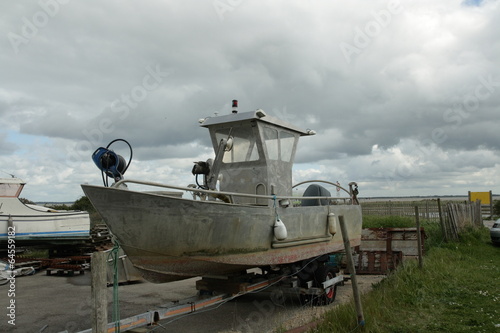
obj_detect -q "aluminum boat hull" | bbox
[82,184,362,283]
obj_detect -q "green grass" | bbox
[362,215,420,228]
[311,218,500,333]
[19,248,49,258]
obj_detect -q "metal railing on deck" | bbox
[112,179,355,206]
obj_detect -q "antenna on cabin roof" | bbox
[232,100,238,114]
[0,170,15,178]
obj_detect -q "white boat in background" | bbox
[0,177,90,245]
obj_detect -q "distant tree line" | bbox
[46,196,96,213]
[19,197,35,205]
[19,196,101,224]
[49,196,101,224]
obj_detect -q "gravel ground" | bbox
[0,265,385,333]
[268,274,385,333]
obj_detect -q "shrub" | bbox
[493,200,500,217]
[19,197,36,205]
[71,196,96,213]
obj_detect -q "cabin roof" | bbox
[0,177,25,185]
[199,110,311,136]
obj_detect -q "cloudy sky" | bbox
[1,0,499,202]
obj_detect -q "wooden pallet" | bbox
[345,250,403,275]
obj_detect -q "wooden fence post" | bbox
[489,191,493,219]
[475,199,483,227]
[415,206,423,269]
[437,199,446,240]
[91,251,108,333]
[339,216,365,326]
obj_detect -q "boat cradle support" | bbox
[70,271,345,333]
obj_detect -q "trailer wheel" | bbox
[296,259,317,282]
[313,266,337,305]
[299,293,312,306]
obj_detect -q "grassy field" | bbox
[312,216,500,333]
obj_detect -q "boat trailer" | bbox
[71,267,345,333]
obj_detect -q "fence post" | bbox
[415,206,423,269]
[339,216,365,327]
[91,251,108,333]
[489,191,493,219]
[451,203,460,240]
[437,199,446,241]
[475,199,483,227]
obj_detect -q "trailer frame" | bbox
[71,268,344,333]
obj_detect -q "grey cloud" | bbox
[1,0,500,201]
[0,133,18,156]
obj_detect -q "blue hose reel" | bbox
[92,139,132,186]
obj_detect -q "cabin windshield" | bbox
[216,128,260,163]
[0,183,24,197]
[263,127,296,162]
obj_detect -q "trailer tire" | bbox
[296,259,318,283]
[313,266,337,305]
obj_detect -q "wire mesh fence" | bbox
[360,199,444,222]
[360,199,484,242]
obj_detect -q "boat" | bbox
[0,177,91,246]
[82,101,362,283]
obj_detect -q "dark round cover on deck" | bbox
[302,184,331,206]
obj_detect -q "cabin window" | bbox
[264,127,296,162]
[280,131,295,162]
[264,128,279,160]
[0,183,24,197]
[216,127,259,163]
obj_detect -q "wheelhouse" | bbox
[200,110,314,204]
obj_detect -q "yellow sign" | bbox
[469,191,491,205]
